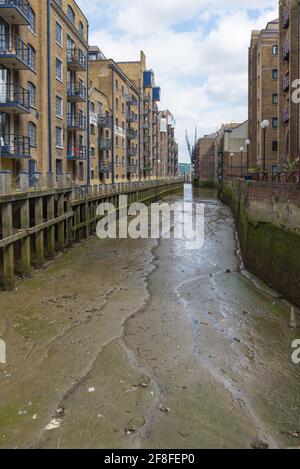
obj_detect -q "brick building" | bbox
[248,19,279,171]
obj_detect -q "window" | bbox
[56,58,63,81]
[67,5,75,24]
[56,159,62,175]
[272,141,278,152]
[115,79,119,91]
[56,96,63,118]
[28,122,37,147]
[56,127,63,147]
[272,117,278,128]
[272,94,278,105]
[28,6,36,33]
[56,22,62,46]
[79,21,84,36]
[28,82,36,108]
[122,103,125,114]
[272,69,278,80]
[79,162,84,180]
[90,124,95,135]
[272,45,278,56]
[116,97,119,110]
[91,147,95,158]
[28,45,36,70]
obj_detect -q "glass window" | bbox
[272,118,278,128]
[28,45,36,70]
[56,127,63,147]
[27,82,36,107]
[28,6,36,33]
[56,58,63,80]
[272,69,278,80]
[56,22,62,45]
[272,94,278,104]
[79,21,84,36]
[56,95,63,117]
[28,122,37,147]
[67,5,75,24]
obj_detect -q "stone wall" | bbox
[220,179,300,307]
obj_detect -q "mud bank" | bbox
[219,180,300,308]
[0,186,299,449]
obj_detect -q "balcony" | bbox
[0,34,30,69]
[283,8,289,29]
[283,74,289,92]
[99,162,111,173]
[283,107,289,123]
[152,87,161,102]
[99,137,112,151]
[126,112,138,123]
[67,146,87,161]
[98,114,111,128]
[67,49,87,71]
[127,146,138,157]
[126,94,138,106]
[0,0,30,25]
[67,113,86,131]
[67,82,86,102]
[0,83,30,113]
[127,165,138,174]
[127,129,138,140]
[0,134,30,158]
[283,42,290,60]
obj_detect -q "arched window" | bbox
[67,5,75,24]
[116,97,119,110]
[28,44,36,70]
[28,122,37,147]
[28,6,36,32]
[27,82,36,107]
[79,21,84,36]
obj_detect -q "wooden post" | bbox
[1,202,14,290]
[20,199,31,275]
[46,195,56,259]
[57,193,65,251]
[34,197,44,266]
[75,204,82,242]
[66,192,73,246]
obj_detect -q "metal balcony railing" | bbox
[127,129,138,140]
[0,134,30,158]
[126,112,138,123]
[283,74,289,92]
[98,114,111,128]
[283,107,289,123]
[0,0,30,25]
[67,113,86,130]
[0,34,30,69]
[283,8,289,29]
[67,82,87,101]
[126,94,138,106]
[127,165,138,174]
[0,82,30,111]
[283,42,290,60]
[67,48,87,71]
[99,137,112,151]
[99,162,111,172]
[67,146,87,160]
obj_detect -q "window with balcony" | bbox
[28,122,37,147]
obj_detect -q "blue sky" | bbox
[77,0,278,163]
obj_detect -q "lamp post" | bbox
[261,119,270,173]
[245,139,251,172]
[240,147,244,176]
[230,153,234,177]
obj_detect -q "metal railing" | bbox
[0,82,30,110]
[67,146,87,160]
[0,0,30,22]
[99,137,112,151]
[67,82,87,101]
[0,33,29,66]
[0,134,30,158]
[67,113,86,129]
[67,48,87,70]
[98,114,111,128]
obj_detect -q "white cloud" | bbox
[77,0,279,162]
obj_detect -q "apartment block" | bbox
[89,48,141,184]
[0,0,89,189]
[193,133,217,186]
[278,0,300,164]
[248,20,279,171]
[215,122,248,179]
[159,110,177,178]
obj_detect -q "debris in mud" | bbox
[55,408,66,418]
[178,431,191,438]
[250,439,269,450]
[234,338,241,343]
[159,406,170,414]
[88,387,96,393]
[125,427,136,435]
[226,269,232,274]
[45,419,62,431]
[281,430,300,439]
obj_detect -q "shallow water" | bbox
[0,184,299,449]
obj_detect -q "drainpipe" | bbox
[47,0,53,176]
[138,95,141,180]
[111,68,115,185]
[86,23,90,190]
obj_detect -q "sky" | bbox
[77,0,278,163]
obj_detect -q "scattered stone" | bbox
[159,406,170,414]
[226,269,232,274]
[234,338,241,343]
[45,419,61,431]
[88,387,96,393]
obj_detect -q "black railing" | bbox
[0,82,30,110]
[0,34,29,66]
[0,134,30,158]
[67,48,87,70]
[67,113,86,129]
[98,114,111,128]
[0,0,30,22]
[67,82,87,101]
[99,138,112,151]
[67,146,87,160]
